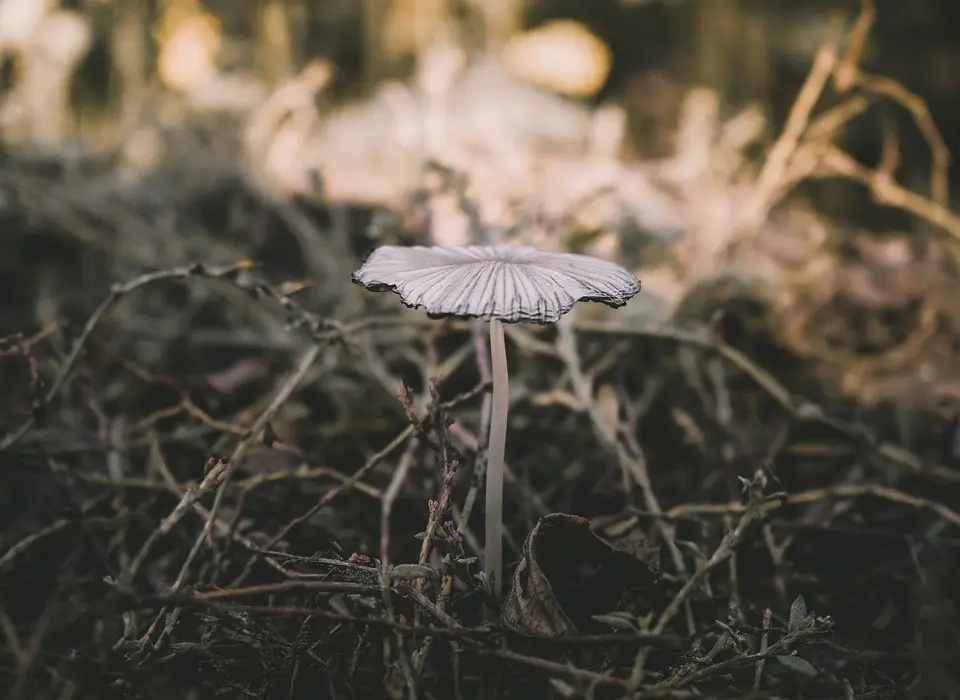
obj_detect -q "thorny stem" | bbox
[485,317,509,598]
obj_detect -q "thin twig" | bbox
[653,470,769,635]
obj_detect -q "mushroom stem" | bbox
[485,316,509,598]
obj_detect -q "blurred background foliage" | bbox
[3,0,960,418]
[2,0,960,187]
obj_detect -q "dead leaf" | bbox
[609,526,661,575]
[501,513,659,636]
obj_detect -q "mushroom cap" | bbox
[352,243,641,324]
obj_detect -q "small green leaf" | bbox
[391,564,437,581]
[775,654,818,677]
[591,612,638,631]
[548,678,577,697]
[788,594,807,632]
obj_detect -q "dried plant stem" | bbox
[379,567,419,700]
[554,318,695,635]
[740,43,838,230]
[752,607,772,692]
[0,260,356,451]
[653,477,766,635]
[122,343,324,651]
[381,440,418,565]
[485,318,508,598]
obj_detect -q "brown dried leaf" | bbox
[609,526,661,575]
[501,513,658,636]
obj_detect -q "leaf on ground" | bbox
[775,654,818,677]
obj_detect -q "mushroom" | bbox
[352,243,641,596]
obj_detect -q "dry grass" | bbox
[2,1,960,698]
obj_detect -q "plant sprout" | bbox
[352,243,641,596]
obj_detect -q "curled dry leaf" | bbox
[501,513,659,636]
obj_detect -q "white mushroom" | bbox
[352,243,641,596]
